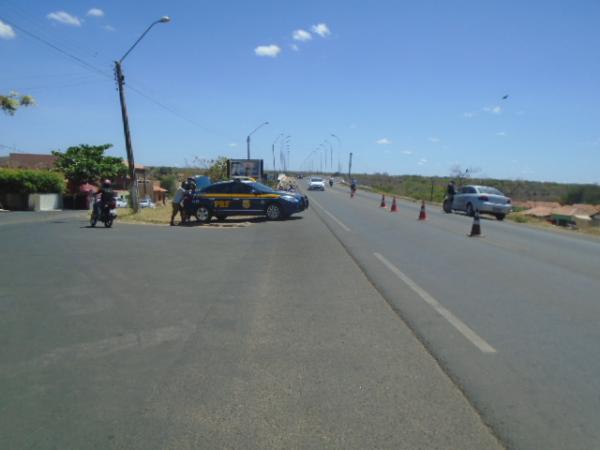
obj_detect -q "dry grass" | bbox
[507,213,600,238]
[118,206,172,225]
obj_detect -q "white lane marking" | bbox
[308,195,351,231]
[373,252,497,354]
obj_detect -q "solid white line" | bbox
[308,196,351,231]
[373,252,497,354]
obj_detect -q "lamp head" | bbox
[159,16,171,23]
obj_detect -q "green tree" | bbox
[52,144,126,186]
[159,174,178,196]
[1,92,35,115]
[206,156,228,182]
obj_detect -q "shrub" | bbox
[0,168,66,194]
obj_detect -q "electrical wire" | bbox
[0,15,238,142]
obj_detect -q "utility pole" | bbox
[348,152,353,180]
[114,16,170,213]
[114,61,139,212]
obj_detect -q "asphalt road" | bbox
[0,210,502,449]
[302,182,600,450]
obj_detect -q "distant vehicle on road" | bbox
[231,176,256,183]
[139,198,156,209]
[308,177,326,191]
[444,185,512,220]
[191,179,308,223]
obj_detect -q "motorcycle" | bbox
[90,198,117,228]
[329,179,334,187]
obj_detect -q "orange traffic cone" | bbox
[469,209,482,237]
[418,200,427,220]
[380,194,386,208]
[390,196,398,212]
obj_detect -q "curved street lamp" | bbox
[246,121,269,159]
[115,16,171,212]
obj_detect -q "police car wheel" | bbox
[195,206,211,224]
[266,203,282,220]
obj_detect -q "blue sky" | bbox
[1,0,599,183]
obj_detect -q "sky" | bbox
[1,0,599,183]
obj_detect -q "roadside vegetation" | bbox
[350,172,600,205]
[0,168,65,193]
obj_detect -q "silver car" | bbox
[449,185,512,220]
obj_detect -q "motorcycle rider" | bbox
[350,178,357,195]
[329,177,334,187]
[93,179,115,219]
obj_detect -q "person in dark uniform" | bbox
[447,180,456,202]
[93,179,115,219]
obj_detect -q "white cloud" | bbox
[87,8,104,17]
[418,158,428,165]
[311,23,331,37]
[0,20,16,39]
[254,44,281,57]
[293,29,312,42]
[376,138,391,145]
[290,44,299,51]
[47,11,81,26]
[428,137,440,143]
[401,150,413,155]
[228,143,238,148]
[496,131,507,136]
[483,105,502,114]
[463,112,476,118]
[103,25,116,32]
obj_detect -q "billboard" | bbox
[228,159,264,179]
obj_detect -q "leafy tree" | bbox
[206,156,229,182]
[159,174,178,195]
[1,92,35,115]
[52,144,126,186]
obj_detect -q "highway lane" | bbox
[303,182,600,450]
[0,211,502,449]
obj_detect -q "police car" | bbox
[191,180,308,223]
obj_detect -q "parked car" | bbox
[139,198,156,209]
[447,185,512,220]
[190,179,308,223]
[308,177,326,191]
[115,198,128,208]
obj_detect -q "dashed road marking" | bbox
[308,196,351,231]
[373,252,497,354]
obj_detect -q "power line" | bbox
[1,16,239,142]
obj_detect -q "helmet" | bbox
[102,179,111,188]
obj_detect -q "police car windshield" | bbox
[251,182,275,193]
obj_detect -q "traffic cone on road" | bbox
[469,209,483,237]
[418,200,427,220]
[380,194,386,208]
[390,196,398,212]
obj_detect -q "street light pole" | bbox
[246,121,269,159]
[272,133,283,174]
[115,16,170,213]
[331,134,341,173]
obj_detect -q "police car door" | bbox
[204,182,234,213]
[230,182,261,212]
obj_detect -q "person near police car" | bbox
[170,181,187,226]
